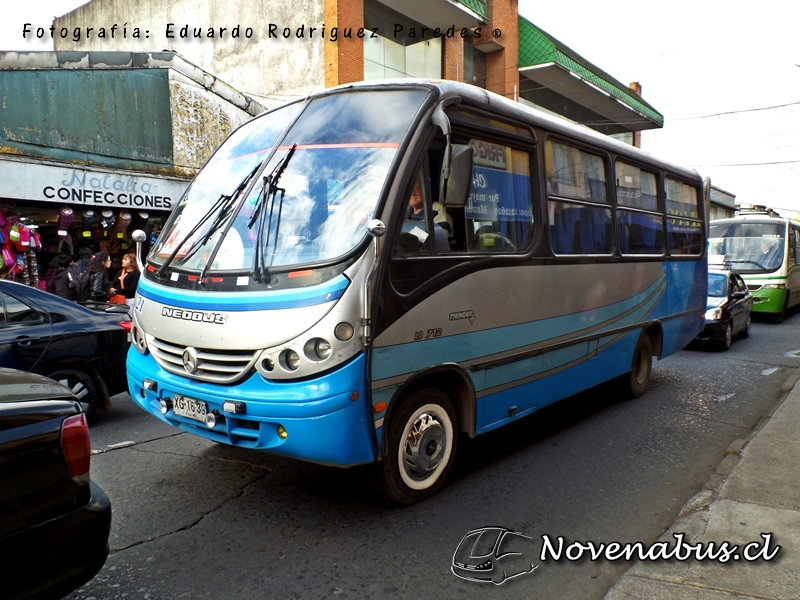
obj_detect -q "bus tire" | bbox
[371,388,457,504]
[625,333,653,398]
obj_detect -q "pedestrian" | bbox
[109,252,140,308]
[45,253,76,301]
[88,251,112,302]
[76,246,93,271]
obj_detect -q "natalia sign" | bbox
[0,157,187,211]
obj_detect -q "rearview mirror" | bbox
[441,144,474,207]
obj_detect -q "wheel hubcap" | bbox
[59,378,88,400]
[402,412,447,482]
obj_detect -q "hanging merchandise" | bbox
[57,206,75,254]
[110,210,132,239]
[100,209,116,230]
[129,211,149,232]
[57,206,74,235]
[82,209,97,227]
[9,223,20,246]
[26,250,39,288]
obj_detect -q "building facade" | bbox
[0,51,263,283]
[54,0,661,142]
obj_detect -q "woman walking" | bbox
[88,251,112,302]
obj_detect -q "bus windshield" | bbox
[709,222,785,273]
[152,89,430,273]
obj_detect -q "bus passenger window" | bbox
[666,178,703,255]
[545,140,612,255]
[615,162,664,255]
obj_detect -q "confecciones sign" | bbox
[0,158,187,211]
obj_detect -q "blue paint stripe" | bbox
[138,275,349,310]
[373,274,666,381]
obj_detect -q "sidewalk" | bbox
[605,372,800,600]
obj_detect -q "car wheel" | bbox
[370,388,457,504]
[740,315,752,339]
[48,369,100,418]
[719,321,733,351]
[624,333,653,398]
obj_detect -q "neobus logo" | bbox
[161,307,228,325]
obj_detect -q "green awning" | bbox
[518,16,663,130]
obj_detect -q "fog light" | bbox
[144,379,158,391]
[205,412,217,428]
[277,425,288,439]
[159,399,171,414]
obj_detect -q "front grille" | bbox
[746,283,762,291]
[148,336,258,384]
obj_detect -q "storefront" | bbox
[0,50,266,287]
[0,155,187,285]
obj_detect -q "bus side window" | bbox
[546,140,612,255]
[463,140,533,254]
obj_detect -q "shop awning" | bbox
[518,17,663,134]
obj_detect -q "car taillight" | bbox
[61,414,91,484]
[119,321,132,343]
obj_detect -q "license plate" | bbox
[172,394,207,422]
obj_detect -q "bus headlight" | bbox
[304,338,332,361]
[315,339,332,360]
[281,349,300,371]
[705,307,723,321]
[132,324,148,354]
[762,283,785,289]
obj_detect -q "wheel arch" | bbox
[643,321,663,359]
[379,363,476,457]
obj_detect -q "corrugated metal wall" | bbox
[0,69,174,170]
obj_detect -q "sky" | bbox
[2,1,798,213]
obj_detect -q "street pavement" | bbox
[604,370,800,600]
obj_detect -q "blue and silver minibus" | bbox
[709,206,800,323]
[127,80,707,503]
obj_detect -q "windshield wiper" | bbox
[248,144,297,282]
[156,161,263,278]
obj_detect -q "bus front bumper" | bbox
[127,350,376,468]
[751,288,786,314]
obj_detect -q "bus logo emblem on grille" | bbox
[182,347,200,374]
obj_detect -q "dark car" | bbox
[0,368,111,600]
[696,268,753,350]
[0,279,131,416]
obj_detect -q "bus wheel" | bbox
[625,334,653,398]
[372,389,457,504]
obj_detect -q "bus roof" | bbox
[321,78,703,184]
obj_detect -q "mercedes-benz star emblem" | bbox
[182,347,200,374]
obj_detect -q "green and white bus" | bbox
[709,206,800,322]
